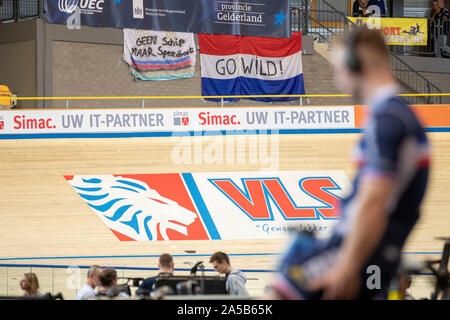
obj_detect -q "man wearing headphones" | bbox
[264,27,430,300]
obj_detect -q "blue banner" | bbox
[45,0,291,38]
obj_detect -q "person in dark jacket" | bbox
[353,0,386,17]
[135,253,174,296]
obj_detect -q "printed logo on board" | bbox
[59,0,105,14]
[0,115,4,130]
[209,177,341,221]
[198,112,240,126]
[65,174,210,241]
[401,23,424,36]
[66,172,348,241]
[173,111,190,126]
[58,0,79,13]
[133,0,144,19]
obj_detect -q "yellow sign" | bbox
[347,17,428,46]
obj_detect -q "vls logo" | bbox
[65,172,349,241]
[210,177,342,220]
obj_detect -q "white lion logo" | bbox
[69,175,198,241]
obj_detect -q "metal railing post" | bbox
[13,0,19,21]
[303,0,309,35]
[40,0,44,19]
[52,267,55,295]
[436,22,442,58]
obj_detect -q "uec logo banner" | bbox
[65,171,352,241]
[45,0,291,38]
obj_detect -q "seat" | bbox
[0,85,13,108]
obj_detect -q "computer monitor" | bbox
[154,275,226,295]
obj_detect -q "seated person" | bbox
[76,265,102,300]
[353,0,386,17]
[20,273,42,297]
[96,268,129,298]
[210,251,249,296]
[135,253,174,296]
[399,275,414,300]
[352,0,371,17]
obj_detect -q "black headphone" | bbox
[346,28,363,74]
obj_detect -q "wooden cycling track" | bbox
[0,129,448,299]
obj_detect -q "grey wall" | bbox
[51,38,354,109]
[0,18,449,109]
[0,19,38,108]
[0,40,37,108]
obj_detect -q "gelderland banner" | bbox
[123,29,196,81]
[348,17,428,46]
[45,0,291,38]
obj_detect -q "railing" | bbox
[391,55,442,105]
[442,20,450,58]
[397,18,450,59]
[0,264,271,299]
[0,0,41,22]
[18,0,40,19]
[0,0,14,21]
[400,18,438,57]
[290,0,450,60]
[291,0,442,105]
[0,262,440,300]
[3,93,450,110]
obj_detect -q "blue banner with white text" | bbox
[45,0,291,38]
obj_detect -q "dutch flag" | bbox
[198,32,305,102]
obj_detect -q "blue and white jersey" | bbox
[335,85,430,249]
[272,85,430,299]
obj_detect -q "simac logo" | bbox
[174,117,189,126]
[173,111,190,126]
[133,0,144,19]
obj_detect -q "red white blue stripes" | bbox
[198,32,305,102]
